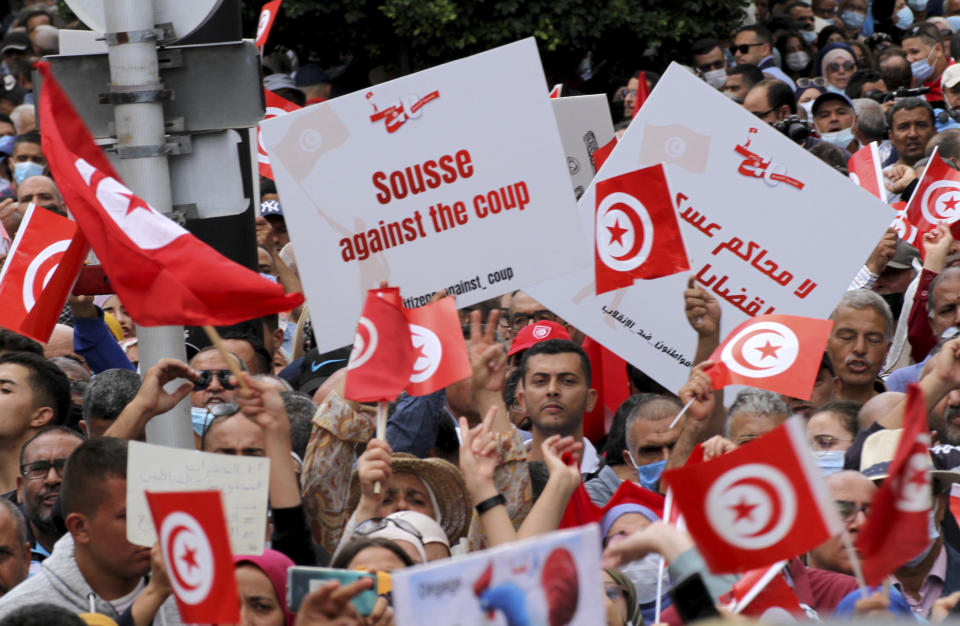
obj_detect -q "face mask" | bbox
[820,127,855,149]
[841,11,865,29]
[621,553,671,604]
[813,450,846,476]
[907,0,928,10]
[912,58,934,83]
[259,272,278,283]
[801,29,817,45]
[800,100,815,119]
[826,83,845,94]
[13,160,43,185]
[191,406,211,436]
[786,51,811,71]
[896,6,915,30]
[948,15,960,31]
[724,90,744,104]
[628,451,667,492]
[814,16,834,32]
[703,68,727,89]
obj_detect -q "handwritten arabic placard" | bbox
[529,63,892,393]
[261,38,588,351]
[126,441,270,555]
[551,94,615,200]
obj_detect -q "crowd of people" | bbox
[6,0,960,624]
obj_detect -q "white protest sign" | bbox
[551,94,615,199]
[392,524,603,625]
[529,63,892,392]
[126,441,270,555]
[261,38,587,351]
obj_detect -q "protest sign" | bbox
[261,38,587,351]
[126,441,270,554]
[392,524,604,626]
[550,94,614,199]
[528,63,892,392]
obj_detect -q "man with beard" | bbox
[16,426,81,570]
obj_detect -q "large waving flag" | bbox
[904,148,960,244]
[37,62,303,327]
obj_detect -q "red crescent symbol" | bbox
[166,525,199,592]
[729,477,782,538]
[729,328,783,372]
[604,202,646,262]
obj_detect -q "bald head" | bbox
[42,325,76,359]
[857,391,905,429]
[18,176,64,216]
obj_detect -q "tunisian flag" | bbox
[343,288,415,402]
[707,314,833,400]
[404,296,471,396]
[254,0,282,50]
[661,416,842,573]
[720,562,802,617]
[37,62,304,327]
[848,142,885,200]
[581,337,630,443]
[594,164,689,295]
[905,147,960,242]
[259,89,301,180]
[857,383,933,585]
[146,490,239,624]
[0,204,88,342]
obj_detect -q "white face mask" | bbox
[620,552,671,604]
[785,50,811,71]
[819,126,856,149]
[703,68,727,89]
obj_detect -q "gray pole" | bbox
[102,0,193,448]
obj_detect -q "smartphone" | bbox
[670,572,722,624]
[72,265,111,295]
[287,566,379,615]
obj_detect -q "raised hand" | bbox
[467,308,507,393]
[677,360,717,423]
[541,434,582,490]
[684,275,721,337]
[459,408,500,502]
[865,227,897,275]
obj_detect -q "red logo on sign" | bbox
[735,129,805,191]
[367,91,440,133]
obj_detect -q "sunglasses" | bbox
[825,61,855,73]
[353,517,424,541]
[796,77,827,89]
[192,369,236,391]
[729,42,764,55]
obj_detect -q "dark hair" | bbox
[809,142,850,174]
[61,437,127,517]
[812,399,861,438]
[260,180,277,197]
[0,329,42,355]
[727,63,766,88]
[691,38,721,59]
[625,364,672,395]
[737,24,773,45]
[519,339,592,386]
[784,0,811,12]
[19,425,83,468]
[220,332,272,375]
[12,130,40,152]
[886,97,935,131]
[0,603,87,625]
[845,69,883,98]
[902,22,943,47]
[928,129,960,163]
[878,51,913,92]
[0,113,14,128]
[600,395,646,466]
[757,78,798,114]
[281,391,315,460]
[816,25,846,51]
[81,368,141,423]
[0,352,69,425]
[331,537,415,569]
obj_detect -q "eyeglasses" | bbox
[353,517,423,541]
[192,369,236,391]
[604,584,626,602]
[825,61,856,74]
[729,42,765,55]
[812,434,851,450]
[752,106,777,119]
[796,77,827,89]
[20,458,68,480]
[616,88,638,100]
[835,500,870,523]
[509,310,557,331]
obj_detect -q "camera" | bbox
[865,86,931,105]
[772,115,811,144]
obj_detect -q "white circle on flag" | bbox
[409,324,442,383]
[160,511,215,605]
[22,239,69,312]
[706,463,797,550]
[848,172,861,186]
[257,106,292,164]
[895,452,932,512]
[255,9,271,42]
[664,137,686,159]
[595,191,654,272]
[347,317,378,370]
[719,321,799,379]
[921,180,960,225]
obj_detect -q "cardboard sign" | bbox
[126,441,270,554]
[529,63,892,392]
[392,524,604,625]
[261,38,587,351]
[551,95,615,199]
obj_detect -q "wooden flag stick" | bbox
[202,325,248,390]
[373,401,387,495]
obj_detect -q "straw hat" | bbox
[348,453,471,543]
[860,428,960,484]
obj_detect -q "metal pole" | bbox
[102,0,193,449]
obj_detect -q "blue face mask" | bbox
[629,453,667,491]
[841,11,865,29]
[191,406,211,436]
[13,160,43,185]
[801,28,817,45]
[907,0,928,10]
[813,449,846,476]
[896,6,915,30]
[820,127,856,150]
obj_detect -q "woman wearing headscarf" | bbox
[816,42,859,92]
